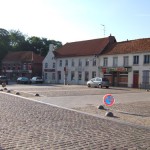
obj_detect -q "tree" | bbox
[0,28,10,63]
[26,37,62,56]
[9,30,26,51]
[0,28,62,64]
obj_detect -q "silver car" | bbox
[30,76,44,84]
[87,77,109,88]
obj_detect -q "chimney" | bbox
[49,44,55,52]
[109,35,117,44]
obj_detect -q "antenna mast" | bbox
[101,24,105,37]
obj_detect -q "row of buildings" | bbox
[1,35,150,88]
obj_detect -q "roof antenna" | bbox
[101,24,105,37]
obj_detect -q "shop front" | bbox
[100,67,132,87]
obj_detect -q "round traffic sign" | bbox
[103,94,115,106]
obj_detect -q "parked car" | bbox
[0,75,8,84]
[17,77,31,84]
[87,77,109,88]
[30,76,43,84]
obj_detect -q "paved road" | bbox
[0,89,150,149]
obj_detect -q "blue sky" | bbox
[0,0,150,44]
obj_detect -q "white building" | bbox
[43,36,116,85]
[100,38,150,88]
[43,36,150,89]
[42,44,56,84]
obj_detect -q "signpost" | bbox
[103,94,115,107]
[103,94,115,117]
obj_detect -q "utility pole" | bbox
[101,24,105,37]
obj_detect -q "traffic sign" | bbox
[103,94,115,106]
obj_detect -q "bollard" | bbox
[105,111,114,117]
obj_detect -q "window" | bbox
[45,62,48,68]
[65,60,68,66]
[93,59,96,66]
[58,71,61,80]
[144,55,150,64]
[142,70,149,88]
[53,63,55,68]
[124,56,129,66]
[133,55,139,65]
[52,73,55,80]
[78,71,82,80]
[59,60,62,67]
[103,58,108,67]
[113,57,118,67]
[45,73,47,80]
[23,63,27,70]
[85,59,89,66]
[85,71,89,81]
[92,71,96,78]
[71,59,74,67]
[71,71,75,80]
[79,59,82,66]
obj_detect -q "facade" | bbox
[2,51,44,81]
[42,44,56,84]
[43,36,116,84]
[43,36,150,89]
[100,39,150,88]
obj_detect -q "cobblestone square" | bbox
[0,84,150,149]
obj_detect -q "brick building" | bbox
[2,51,44,81]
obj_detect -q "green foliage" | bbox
[0,28,62,64]
[0,28,11,61]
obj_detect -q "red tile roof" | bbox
[54,36,116,57]
[101,38,150,55]
[2,51,44,63]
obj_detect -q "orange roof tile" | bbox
[2,51,44,63]
[101,38,150,55]
[54,36,116,57]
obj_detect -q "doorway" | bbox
[133,71,139,88]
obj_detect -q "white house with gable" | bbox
[43,36,116,85]
[42,44,56,84]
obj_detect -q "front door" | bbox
[133,71,139,88]
[112,72,118,86]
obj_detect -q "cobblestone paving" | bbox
[73,102,150,128]
[109,101,150,116]
[7,85,143,97]
[0,92,150,149]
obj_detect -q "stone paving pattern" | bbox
[73,102,150,128]
[0,92,150,149]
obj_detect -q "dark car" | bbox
[87,77,109,88]
[17,77,31,84]
[0,76,8,84]
[30,76,44,84]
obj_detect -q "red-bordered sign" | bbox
[103,94,115,106]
